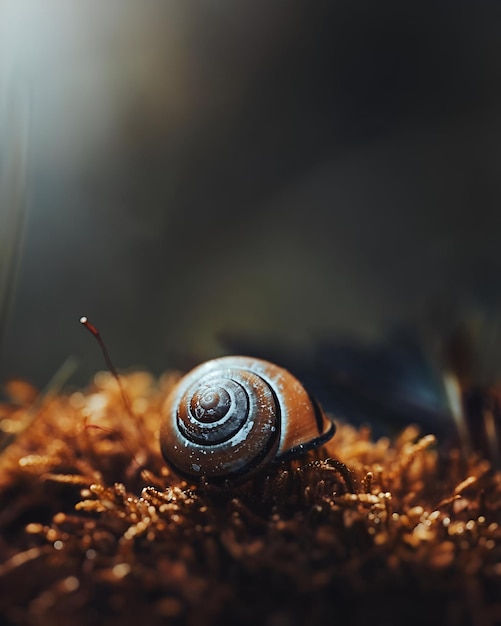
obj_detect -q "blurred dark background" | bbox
[1,0,501,392]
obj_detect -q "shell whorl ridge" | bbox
[160,356,335,483]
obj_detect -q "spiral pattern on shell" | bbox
[160,356,335,483]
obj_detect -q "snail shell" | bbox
[160,356,335,483]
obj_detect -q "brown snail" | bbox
[160,356,336,483]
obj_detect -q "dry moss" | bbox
[0,371,501,626]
